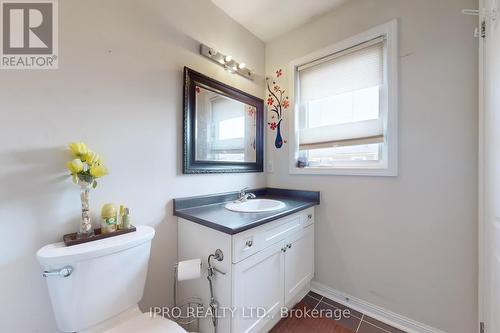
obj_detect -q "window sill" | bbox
[289,166,398,177]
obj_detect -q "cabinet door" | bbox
[232,241,285,333]
[284,225,314,305]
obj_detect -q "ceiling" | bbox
[211,0,348,42]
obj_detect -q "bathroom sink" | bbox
[225,199,286,213]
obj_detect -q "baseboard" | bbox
[310,281,446,333]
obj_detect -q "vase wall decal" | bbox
[275,120,283,148]
[267,69,289,149]
[78,181,93,238]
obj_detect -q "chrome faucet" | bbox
[237,187,256,202]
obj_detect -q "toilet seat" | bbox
[104,312,187,333]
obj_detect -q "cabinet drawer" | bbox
[232,213,303,263]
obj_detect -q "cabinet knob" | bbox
[281,247,287,252]
[245,240,253,247]
[307,214,313,219]
[287,244,292,249]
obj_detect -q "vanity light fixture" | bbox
[200,44,254,80]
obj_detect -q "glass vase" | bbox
[77,181,94,238]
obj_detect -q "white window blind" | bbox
[298,37,385,150]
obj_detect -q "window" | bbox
[289,20,398,176]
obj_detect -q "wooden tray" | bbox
[63,226,136,246]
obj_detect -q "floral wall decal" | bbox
[267,69,289,149]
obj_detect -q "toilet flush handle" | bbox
[43,266,73,278]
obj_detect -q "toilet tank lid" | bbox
[36,225,155,266]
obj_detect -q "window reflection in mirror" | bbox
[195,85,257,162]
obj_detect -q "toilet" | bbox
[36,225,186,333]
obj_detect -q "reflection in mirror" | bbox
[195,85,256,162]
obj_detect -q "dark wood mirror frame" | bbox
[183,67,264,174]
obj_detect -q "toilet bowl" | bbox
[36,225,186,333]
[104,311,185,333]
[79,305,186,333]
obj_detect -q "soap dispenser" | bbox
[101,203,117,234]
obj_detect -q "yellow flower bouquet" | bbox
[66,142,108,238]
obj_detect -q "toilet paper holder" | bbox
[173,260,203,331]
[172,249,225,332]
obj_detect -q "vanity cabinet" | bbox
[177,207,315,333]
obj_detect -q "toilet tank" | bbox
[36,226,155,333]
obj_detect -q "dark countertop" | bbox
[173,188,320,235]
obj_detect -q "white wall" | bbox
[265,0,478,332]
[0,1,265,332]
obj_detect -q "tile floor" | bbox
[270,291,407,333]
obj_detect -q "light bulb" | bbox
[225,55,232,62]
[238,63,246,69]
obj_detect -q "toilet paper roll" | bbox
[177,258,201,281]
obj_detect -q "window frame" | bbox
[288,19,398,176]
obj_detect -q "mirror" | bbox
[183,67,264,173]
